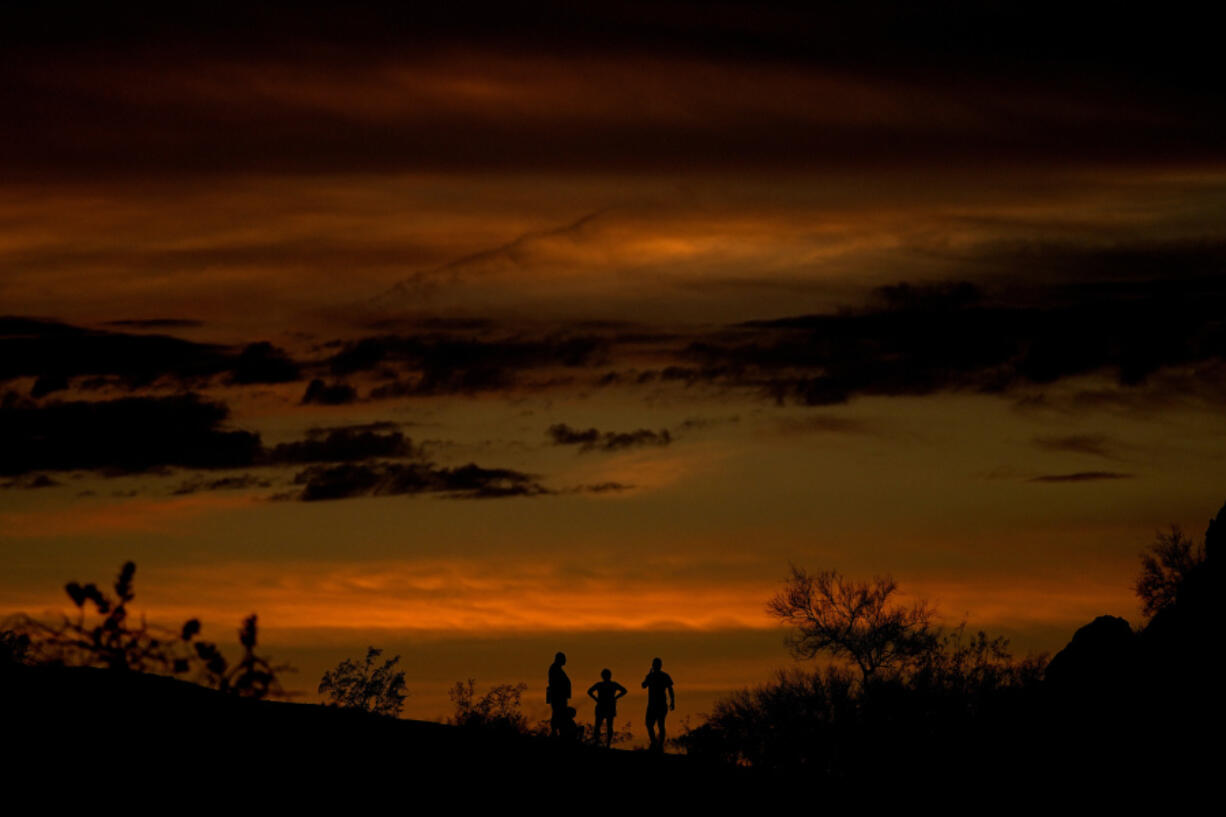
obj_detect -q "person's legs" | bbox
[646,709,665,749]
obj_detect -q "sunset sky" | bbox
[3,2,1224,728]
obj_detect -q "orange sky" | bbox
[4,3,1226,735]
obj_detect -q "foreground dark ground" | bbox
[4,651,1218,808]
[4,663,756,806]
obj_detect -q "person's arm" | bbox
[587,683,599,701]
[668,680,675,710]
[614,682,627,699]
[641,673,651,689]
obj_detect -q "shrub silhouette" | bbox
[5,561,291,698]
[448,678,532,733]
[583,720,634,748]
[682,567,1046,777]
[318,646,407,717]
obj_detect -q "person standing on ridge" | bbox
[587,668,628,746]
[641,657,675,750]
[547,651,572,737]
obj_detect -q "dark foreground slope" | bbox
[2,664,759,807]
[4,654,1219,809]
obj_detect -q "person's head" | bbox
[555,651,566,665]
[651,657,663,671]
[601,668,612,681]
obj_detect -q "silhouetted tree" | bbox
[1135,525,1205,620]
[767,566,938,681]
[318,646,407,717]
[683,567,1046,777]
[449,678,531,733]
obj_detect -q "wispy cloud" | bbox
[1028,471,1133,483]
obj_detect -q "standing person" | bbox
[546,651,571,737]
[586,668,628,746]
[641,657,675,750]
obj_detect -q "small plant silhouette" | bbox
[318,646,407,717]
[195,614,293,699]
[449,678,531,733]
[6,561,291,698]
[584,719,634,748]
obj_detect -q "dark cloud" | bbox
[330,333,607,397]
[30,374,69,399]
[547,423,671,452]
[1032,434,1116,459]
[1029,472,1134,483]
[576,482,633,493]
[0,473,60,490]
[291,461,548,501]
[675,416,740,431]
[265,427,416,464]
[104,319,204,329]
[673,271,1226,406]
[0,393,261,476]
[228,342,301,385]
[171,474,271,495]
[0,317,300,389]
[1,389,430,479]
[304,421,403,435]
[301,379,358,405]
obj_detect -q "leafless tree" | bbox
[767,565,938,681]
[1135,525,1205,621]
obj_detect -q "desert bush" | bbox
[680,566,1047,776]
[318,646,407,717]
[449,678,531,733]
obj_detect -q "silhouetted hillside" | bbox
[2,662,755,807]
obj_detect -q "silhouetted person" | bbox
[641,657,674,750]
[587,668,628,746]
[547,651,571,737]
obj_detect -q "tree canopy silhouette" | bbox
[1135,524,1208,621]
[767,565,938,680]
